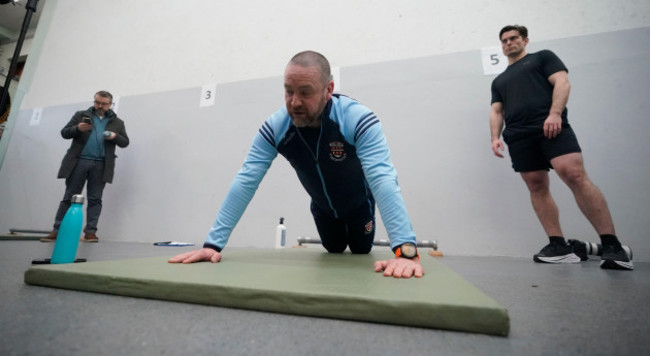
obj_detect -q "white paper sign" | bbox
[331,67,341,93]
[481,47,508,75]
[29,108,43,126]
[200,84,217,107]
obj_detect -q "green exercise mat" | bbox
[24,248,509,336]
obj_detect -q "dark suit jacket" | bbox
[57,107,129,183]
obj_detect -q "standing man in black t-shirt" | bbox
[489,25,632,270]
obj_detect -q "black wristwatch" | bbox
[394,242,419,260]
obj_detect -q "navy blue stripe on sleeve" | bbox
[354,112,379,142]
[259,122,275,147]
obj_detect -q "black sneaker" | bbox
[600,244,634,270]
[567,239,589,261]
[533,242,581,263]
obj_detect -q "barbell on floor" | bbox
[294,236,442,257]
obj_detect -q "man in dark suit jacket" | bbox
[42,90,129,243]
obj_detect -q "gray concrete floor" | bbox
[1,240,648,356]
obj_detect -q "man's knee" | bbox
[521,172,549,194]
[323,241,372,254]
[556,165,588,188]
[551,153,588,186]
[349,244,372,254]
[322,240,347,254]
[324,245,347,254]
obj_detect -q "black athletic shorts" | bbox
[505,126,582,172]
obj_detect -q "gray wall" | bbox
[20,0,650,109]
[1,27,648,260]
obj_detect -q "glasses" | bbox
[94,100,112,107]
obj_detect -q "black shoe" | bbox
[600,244,634,270]
[567,239,589,261]
[533,242,581,263]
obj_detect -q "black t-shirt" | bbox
[491,50,568,139]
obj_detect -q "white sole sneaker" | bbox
[601,259,634,270]
[533,253,581,264]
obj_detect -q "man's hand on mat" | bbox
[374,258,424,278]
[168,248,222,264]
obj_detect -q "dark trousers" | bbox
[310,197,376,254]
[53,159,106,234]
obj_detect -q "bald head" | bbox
[288,51,332,86]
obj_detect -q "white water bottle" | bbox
[275,217,286,249]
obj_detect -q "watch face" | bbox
[401,243,417,258]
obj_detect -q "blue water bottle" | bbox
[51,194,84,264]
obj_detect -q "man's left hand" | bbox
[374,258,424,278]
[543,113,563,139]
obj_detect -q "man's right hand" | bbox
[78,123,93,132]
[168,248,222,264]
[491,138,505,158]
